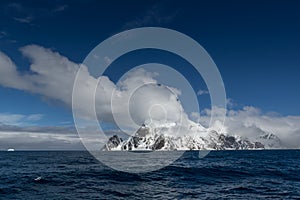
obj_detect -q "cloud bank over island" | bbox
[0,45,299,149]
[0,45,185,127]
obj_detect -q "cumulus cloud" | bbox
[200,106,300,148]
[0,45,80,106]
[98,68,185,131]
[0,45,187,132]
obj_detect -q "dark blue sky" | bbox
[0,0,300,126]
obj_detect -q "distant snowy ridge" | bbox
[103,121,281,151]
[256,133,282,149]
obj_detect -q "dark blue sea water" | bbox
[1,150,300,199]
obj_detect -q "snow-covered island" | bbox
[103,121,281,151]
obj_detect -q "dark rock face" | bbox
[239,140,254,149]
[120,136,144,150]
[219,134,239,149]
[254,142,265,148]
[208,131,264,150]
[104,135,122,150]
[152,135,165,150]
[217,134,237,149]
[127,141,132,150]
[132,136,140,148]
[135,124,150,137]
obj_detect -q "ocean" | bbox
[1,150,300,199]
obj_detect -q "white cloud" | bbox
[0,45,189,131]
[190,112,201,123]
[26,114,43,121]
[0,45,80,106]
[103,56,112,65]
[122,2,177,29]
[13,16,34,24]
[226,98,235,108]
[53,5,68,12]
[0,131,83,150]
[5,2,69,25]
[0,123,125,150]
[0,123,83,150]
[197,89,209,96]
[0,113,43,126]
[0,31,7,38]
[200,106,300,148]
